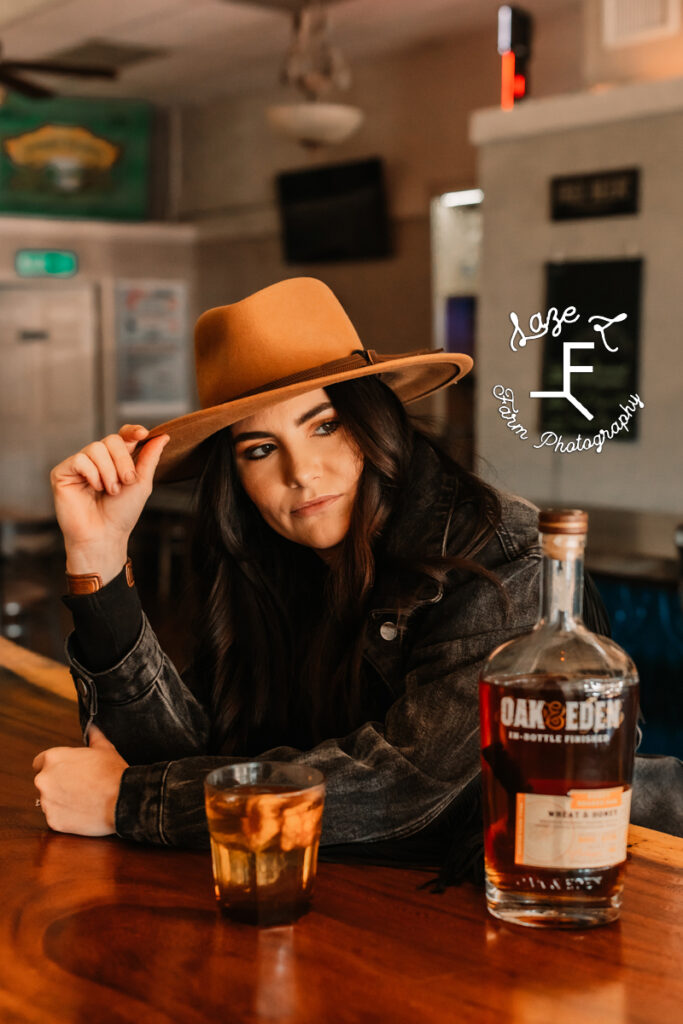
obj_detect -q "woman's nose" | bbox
[284,449,321,488]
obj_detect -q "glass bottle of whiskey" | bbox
[479,508,639,928]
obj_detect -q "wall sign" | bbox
[15,249,78,278]
[550,169,639,221]
[115,280,190,410]
[0,93,151,220]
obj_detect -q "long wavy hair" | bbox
[186,376,506,755]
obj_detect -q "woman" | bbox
[34,278,681,888]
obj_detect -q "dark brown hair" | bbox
[186,376,505,754]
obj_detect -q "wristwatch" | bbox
[66,556,135,595]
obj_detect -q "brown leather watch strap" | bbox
[66,556,134,595]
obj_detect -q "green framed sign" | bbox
[15,249,78,277]
[0,93,151,220]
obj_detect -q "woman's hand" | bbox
[32,725,128,837]
[50,425,170,582]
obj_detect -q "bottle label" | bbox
[514,787,632,869]
[499,694,625,741]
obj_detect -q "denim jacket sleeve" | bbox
[65,613,212,762]
[64,521,542,851]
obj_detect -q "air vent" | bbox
[46,39,166,70]
[603,0,681,48]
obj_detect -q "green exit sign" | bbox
[15,249,78,278]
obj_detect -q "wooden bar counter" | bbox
[0,647,681,1024]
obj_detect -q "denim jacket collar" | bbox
[368,433,457,617]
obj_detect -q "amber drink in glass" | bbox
[479,509,639,928]
[204,762,325,927]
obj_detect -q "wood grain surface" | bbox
[0,636,75,702]
[1,666,681,1024]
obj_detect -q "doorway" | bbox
[0,282,98,519]
[430,188,483,469]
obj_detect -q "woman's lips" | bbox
[292,495,341,517]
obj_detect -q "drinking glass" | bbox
[204,762,325,927]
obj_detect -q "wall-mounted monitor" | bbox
[275,157,392,264]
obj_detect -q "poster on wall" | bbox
[0,93,151,220]
[115,280,190,415]
[538,259,642,438]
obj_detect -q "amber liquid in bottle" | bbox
[479,510,639,928]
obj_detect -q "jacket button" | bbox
[380,621,398,641]
[76,677,88,698]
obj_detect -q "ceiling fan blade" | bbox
[2,60,117,79]
[0,68,54,99]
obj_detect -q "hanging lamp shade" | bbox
[266,101,364,146]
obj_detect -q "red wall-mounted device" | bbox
[498,5,533,110]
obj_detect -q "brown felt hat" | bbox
[141,277,473,483]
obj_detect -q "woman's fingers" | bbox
[133,434,170,486]
[51,426,167,498]
[81,439,123,495]
[119,424,149,452]
[102,433,139,485]
[83,433,146,492]
[68,452,104,492]
[119,425,170,485]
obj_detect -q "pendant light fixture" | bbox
[266,0,364,148]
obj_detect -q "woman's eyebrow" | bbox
[232,401,334,444]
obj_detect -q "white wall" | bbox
[0,218,197,437]
[584,0,683,87]
[472,79,683,513]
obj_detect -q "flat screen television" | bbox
[275,157,392,264]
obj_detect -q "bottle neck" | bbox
[539,533,585,629]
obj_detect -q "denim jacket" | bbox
[64,435,683,848]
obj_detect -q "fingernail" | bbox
[124,471,136,484]
[112,483,120,494]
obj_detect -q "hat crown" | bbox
[195,277,362,409]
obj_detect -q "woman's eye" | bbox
[244,442,276,461]
[315,419,340,436]
[241,420,339,460]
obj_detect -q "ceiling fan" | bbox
[0,43,117,99]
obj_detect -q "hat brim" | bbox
[140,350,472,483]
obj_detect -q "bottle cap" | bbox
[538,508,588,535]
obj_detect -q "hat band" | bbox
[230,347,435,403]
